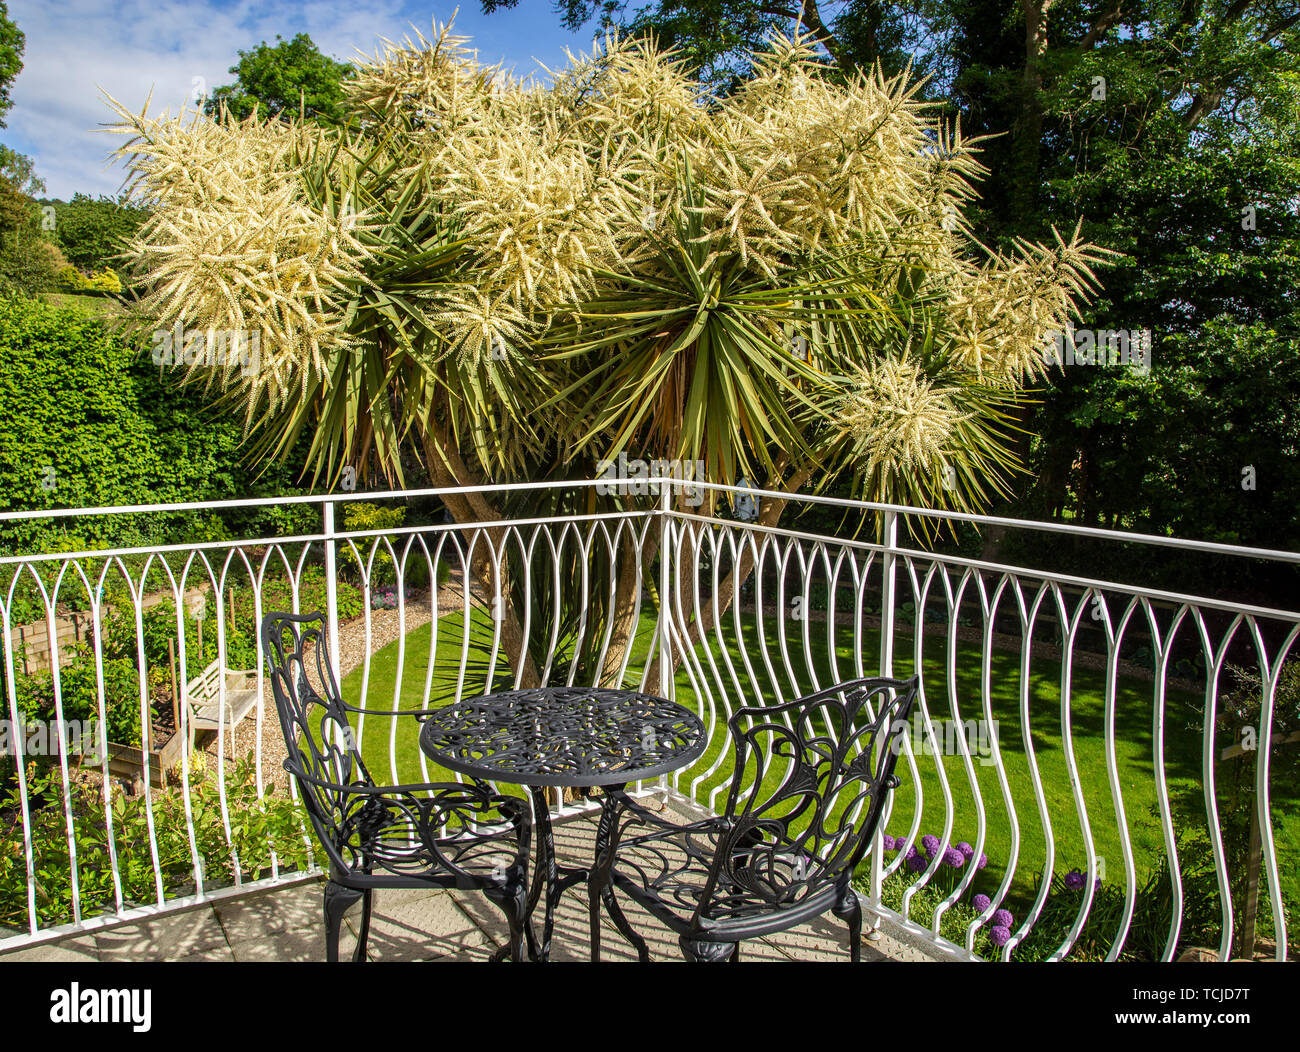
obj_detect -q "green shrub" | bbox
[0,294,317,557]
[7,647,144,746]
[0,757,312,931]
[44,193,148,276]
[54,262,86,289]
[342,502,422,587]
[84,268,121,293]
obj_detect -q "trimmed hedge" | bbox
[0,293,316,555]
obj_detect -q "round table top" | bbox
[417,686,706,788]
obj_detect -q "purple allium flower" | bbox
[993,908,1014,928]
[943,847,965,868]
[881,834,895,851]
[907,851,928,872]
[977,853,988,869]
[956,841,974,859]
[1064,869,1086,890]
[989,925,1011,947]
[972,893,991,912]
[921,834,940,857]
[904,845,919,861]
[1095,877,1103,894]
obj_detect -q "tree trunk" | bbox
[1011,0,1053,220]
[644,465,813,692]
[417,424,542,689]
[598,526,661,688]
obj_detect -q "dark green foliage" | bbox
[43,194,148,276]
[0,294,313,555]
[0,1,24,128]
[203,33,354,125]
[1022,55,1300,560]
[0,759,312,931]
[938,3,1300,586]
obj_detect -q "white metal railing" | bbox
[0,479,1296,962]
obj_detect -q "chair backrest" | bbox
[261,611,373,863]
[182,659,222,700]
[696,675,920,927]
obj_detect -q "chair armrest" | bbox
[283,761,502,802]
[336,699,447,717]
[604,787,731,840]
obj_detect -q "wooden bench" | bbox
[184,660,260,757]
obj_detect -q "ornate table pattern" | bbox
[419,686,706,960]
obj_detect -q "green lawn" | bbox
[340,603,1298,947]
[39,292,123,317]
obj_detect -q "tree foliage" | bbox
[109,20,1103,518]
[203,33,355,125]
[0,295,314,555]
[43,193,149,275]
[0,0,24,128]
[0,143,42,196]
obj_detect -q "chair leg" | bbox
[488,884,530,962]
[835,894,863,963]
[323,881,363,963]
[680,936,736,962]
[505,911,526,963]
[352,888,373,963]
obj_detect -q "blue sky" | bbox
[5,1,596,200]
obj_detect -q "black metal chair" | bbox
[588,675,920,962]
[261,611,533,962]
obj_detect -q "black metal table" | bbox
[418,685,706,961]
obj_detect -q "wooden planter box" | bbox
[97,728,186,790]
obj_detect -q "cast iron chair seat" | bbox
[590,675,920,962]
[304,773,527,886]
[594,802,855,938]
[261,611,533,962]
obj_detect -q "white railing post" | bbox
[658,477,672,701]
[323,499,342,676]
[879,509,897,680]
[869,508,899,936]
[655,477,674,802]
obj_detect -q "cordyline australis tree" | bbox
[106,19,1106,690]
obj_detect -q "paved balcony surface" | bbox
[0,798,947,964]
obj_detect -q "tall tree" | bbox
[0,143,42,195]
[481,0,930,89]
[44,194,148,273]
[109,20,1103,687]
[203,33,355,125]
[0,1,24,128]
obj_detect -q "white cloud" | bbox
[3,0,587,199]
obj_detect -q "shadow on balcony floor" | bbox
[0,797,948,963]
